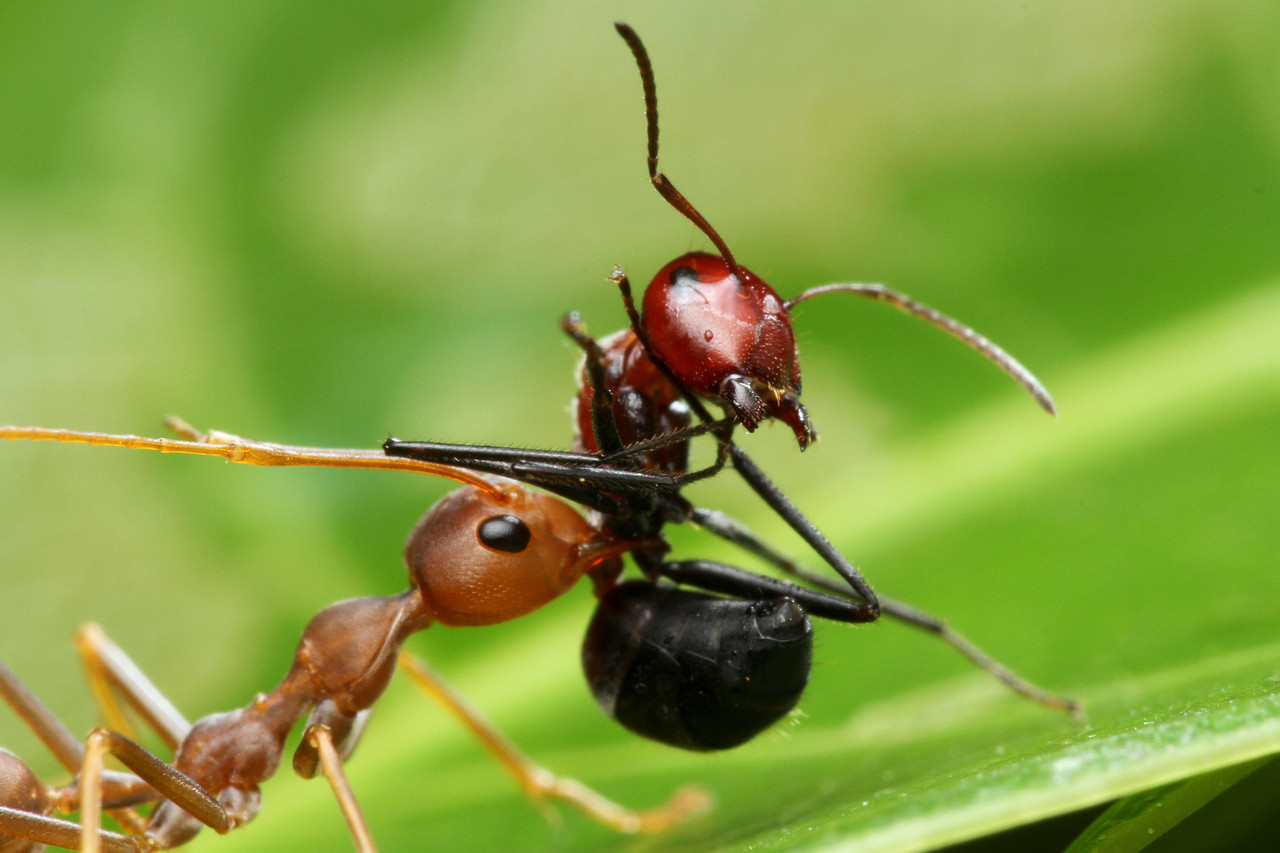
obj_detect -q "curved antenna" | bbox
[0,418,504,496]
[614,22,742,281]
[785,283,1057,415]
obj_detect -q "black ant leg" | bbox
[561,312,627,459]
[873,598,1081,715]
[688,508,1080,714]
[385,441,880,609]
[382,439,724,509]
[658,560,878,624]
[726,444,879,611]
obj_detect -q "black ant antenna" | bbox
[614,22,743,282]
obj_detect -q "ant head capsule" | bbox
[641,253,814,447]
[582,581,813,751]
[405,484,629,627]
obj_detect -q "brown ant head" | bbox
[404,484,631,627]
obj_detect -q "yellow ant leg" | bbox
[397,652,709,833]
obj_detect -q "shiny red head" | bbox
[641,252,814,448]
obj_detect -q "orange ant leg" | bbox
[397,652,709,833]
[0,660,157,851]
[0,420,503,495]
[74,624,190,752]
[302,724,377,853]
[80,729,228,853]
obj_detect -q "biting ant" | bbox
[386,21,1071,676]
[0,21,1076,853]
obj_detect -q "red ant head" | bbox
[641,252,815,447]
[614,24,815,448]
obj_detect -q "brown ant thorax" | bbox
[641,251,815,448]
[572,328,692,475]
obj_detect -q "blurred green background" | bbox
[2,2,1278,851]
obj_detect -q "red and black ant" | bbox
[0,21,1075,853]
[385,22,1070,681]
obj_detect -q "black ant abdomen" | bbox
[582,581,813,752]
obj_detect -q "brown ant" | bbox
[0,421,716,851]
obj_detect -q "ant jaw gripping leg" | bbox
[397,653,710,833]
[775,389,817,450]
[716,378,817,449]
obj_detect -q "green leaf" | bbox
[2,2,1278,852]
[1065,757,1272,853]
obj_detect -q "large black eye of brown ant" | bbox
[477,515,531,553]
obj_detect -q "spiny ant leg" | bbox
[608,267,648,359]
[689,507,1080,714]
[561,312,626,458]
[784,283,1056,415]
[561,309,735,478]
[397,652,708,832]
[658,560,878,624]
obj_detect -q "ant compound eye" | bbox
[477,514,531,553]
[667,265,699,288]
